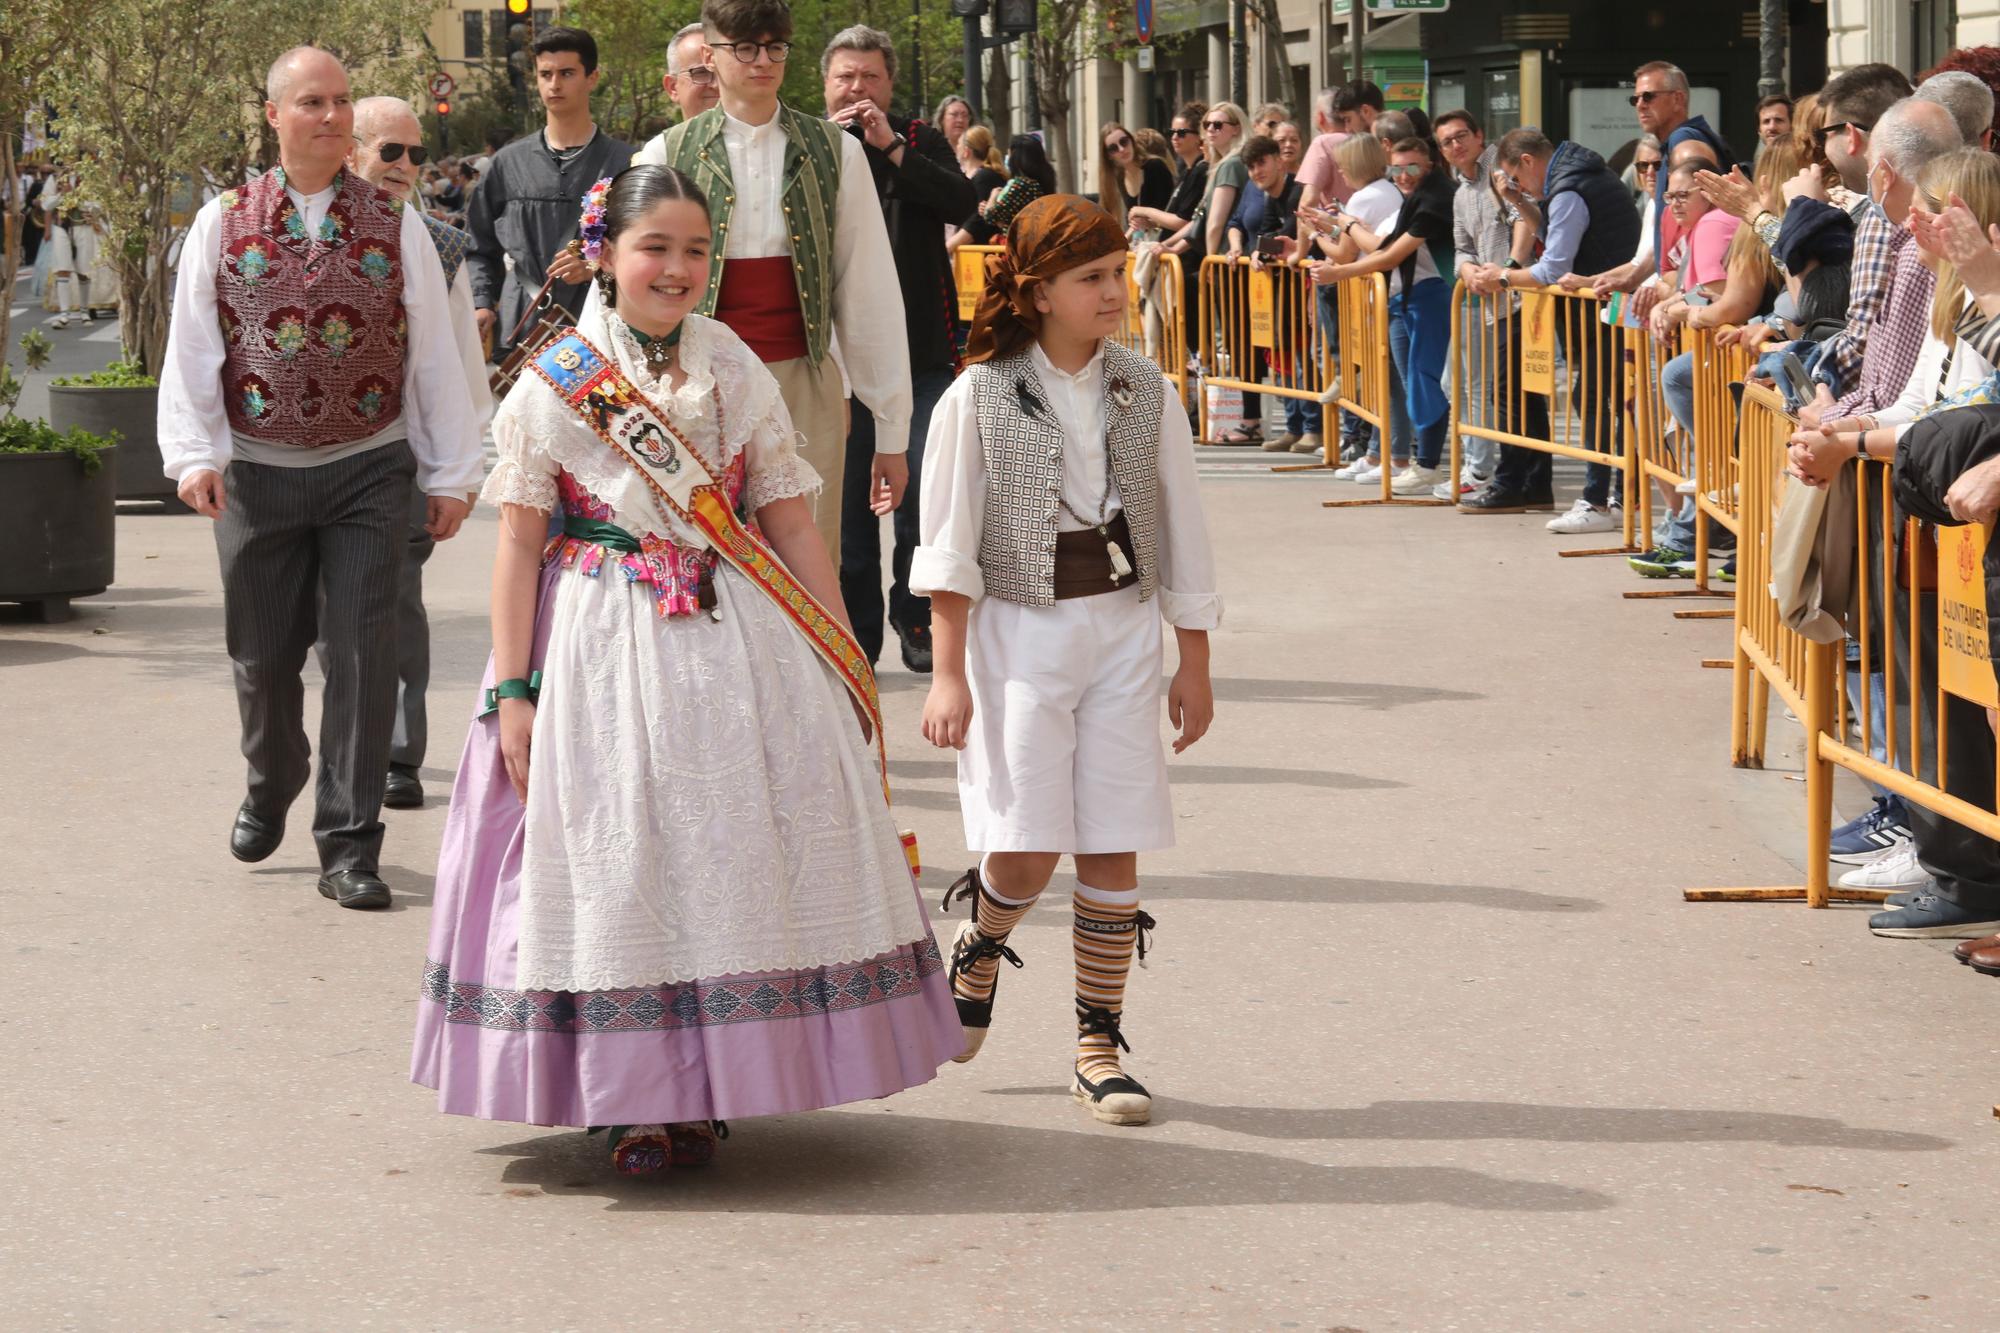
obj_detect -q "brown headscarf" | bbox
[963,194,1129,365]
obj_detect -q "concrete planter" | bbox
[0,446,119,621]
[48,384,178,505]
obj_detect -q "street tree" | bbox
[0,0,83,362]
[43,0,439,375]
[1028,0,1142,193]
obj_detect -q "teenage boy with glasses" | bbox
[636,0,911,563]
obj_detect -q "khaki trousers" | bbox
[766,355,847,562]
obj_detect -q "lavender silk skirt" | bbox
[410,562,964,1128]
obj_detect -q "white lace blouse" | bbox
[481,310,821,530]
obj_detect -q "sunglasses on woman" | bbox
[1169,128,1197,138]
[1203,118,1236,131]
[1107,135,1133,151]
[376,141,428,165]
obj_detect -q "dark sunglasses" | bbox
[1634,158,1662,172]
[1628,89,1677,107]
[1814,120,1871,147]
[1203,118,1236,130]
[1107,134,1133,150]
[377,141,428,165]
[1169,127,1197,138]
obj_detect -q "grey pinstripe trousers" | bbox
[215,441,415,873]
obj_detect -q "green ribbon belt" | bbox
[562,516,643,553]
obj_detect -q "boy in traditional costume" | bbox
[913,196,1222,1126]
[411,166,962,1175]
[633,0,912,561]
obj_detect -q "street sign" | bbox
[1135,0,1151,42]
[1135,44,1155,72]
[1939,524,1998,708]
[1333,0,1449,13]
[427,71,456,100]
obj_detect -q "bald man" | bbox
[156,47,484,910]
[347,95,494,813]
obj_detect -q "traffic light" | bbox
[506,0,528,13]
[435,99,451,117]
[995,0,1037,34]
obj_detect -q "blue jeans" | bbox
[1389,279,1451,469]
[1656,350,1734,554]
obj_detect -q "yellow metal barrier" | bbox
[1693,385,2000,907]
[1622,327,1749,610]
[1194,255,1328,450]
[1446,282,1638,553]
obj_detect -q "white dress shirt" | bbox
[156,181,486,497]
[637,108,913,454]
[445,262,496,435]
[912,341,1223,629]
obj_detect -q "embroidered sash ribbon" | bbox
[531,331,888,798]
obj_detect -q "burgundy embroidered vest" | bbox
[215,168,407,446]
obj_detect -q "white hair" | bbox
[1916,70,1994,146]
[667,22,706,74]
[1872,96,1965,179]
[353,95,418,142]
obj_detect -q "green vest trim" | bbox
[658,103,843,364]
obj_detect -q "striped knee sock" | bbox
[949,862,1042,1006]
[1073,882,1151,1081]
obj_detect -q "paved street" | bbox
[5,446,2000,1329]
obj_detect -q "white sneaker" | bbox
[1545,499,1619,534]
[1837,844,1927,891]
[1332,456,1371,481]
[49,314,71,329]
[1391,464,1443,495]
[1351,461,1384,485]
[1433,473,1486,501]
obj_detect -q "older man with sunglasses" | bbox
[662,21,720,122]
[346,96,494,813]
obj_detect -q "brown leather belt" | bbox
[1053,512,1140,600]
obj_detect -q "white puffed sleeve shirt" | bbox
[912,341,1223,630]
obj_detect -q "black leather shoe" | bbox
[1459,487,1556,514]
[318,869,392,910]
[897,622,934,674]
[383,766,425,810]
[230,803,285,863]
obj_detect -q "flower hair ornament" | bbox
[579,175,615,265]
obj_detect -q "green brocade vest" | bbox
[657,104,843,365]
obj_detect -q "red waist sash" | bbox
[713,256,810,363]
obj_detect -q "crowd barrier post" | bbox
[1195,256,1379,479]
[1309,269,1448,506]
[1684,388,2000,909]
[1684,383,1845,906]
[1446,282,1639,551]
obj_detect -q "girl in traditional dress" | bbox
[913,195,1222,1127]
[411,165,963,1175]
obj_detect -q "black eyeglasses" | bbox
[374,141,428,165]
[1815,120,1871,147]
[1169,127,1197,138]
[710,39,791,63]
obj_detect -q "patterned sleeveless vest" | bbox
[966,340,1164,607]
[655,104,842,365]
[215,167,408,446]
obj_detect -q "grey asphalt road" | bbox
[3,437,1997,1330]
